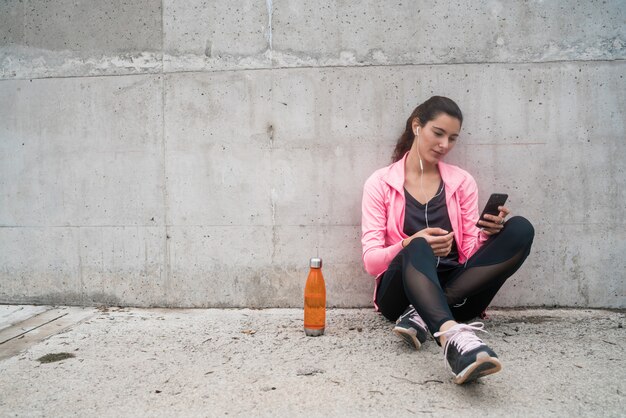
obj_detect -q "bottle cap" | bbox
[310,257,322,268]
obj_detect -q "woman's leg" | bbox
[375,236,510,384]
[376,237,455,335]
[431,219,535,385]
[443,216,535,322]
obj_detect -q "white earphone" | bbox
[415,127,423,171]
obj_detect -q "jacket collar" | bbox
[381,152,408,194]
[438,160,464,192]
[382,152,463,194]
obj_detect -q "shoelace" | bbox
[433,322,487,371]
[400,306,427,330]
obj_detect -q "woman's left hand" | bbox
[478,206,511,236]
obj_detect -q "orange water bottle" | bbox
[304,257,326,336]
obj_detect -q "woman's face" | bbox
[412,113,461,165]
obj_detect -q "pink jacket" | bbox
[361,153,488,288]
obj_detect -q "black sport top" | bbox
[403,181,460,270]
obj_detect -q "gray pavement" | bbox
[0,305,624,417]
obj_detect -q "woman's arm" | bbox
[457,174,510,258]
[456,175,489,259]
[361,174,404,277]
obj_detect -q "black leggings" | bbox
[375,216,535,335]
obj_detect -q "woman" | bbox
[361,96,534,384]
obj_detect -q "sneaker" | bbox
[433,322,502,384]
[393,305,429,350]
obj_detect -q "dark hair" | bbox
[391,96,463,162]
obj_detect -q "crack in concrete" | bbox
[265,0,273,51]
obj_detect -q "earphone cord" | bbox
[419,150,445,268]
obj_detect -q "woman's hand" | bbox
[478,206,511,236]
[403,228,454,257]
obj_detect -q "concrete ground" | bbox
[0,306,624,417]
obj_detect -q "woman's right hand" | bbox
[403,228,454,257]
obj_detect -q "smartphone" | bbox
[476,193,508,227]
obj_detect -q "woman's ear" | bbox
[412,119,421,136]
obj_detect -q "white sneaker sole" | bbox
[453,352,502,384]
[393,326,422,350]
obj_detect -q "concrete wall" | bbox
[1,0,624,308]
